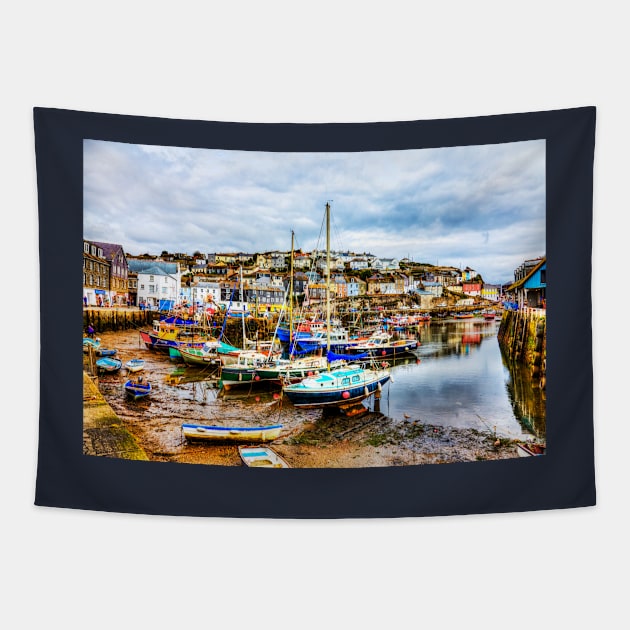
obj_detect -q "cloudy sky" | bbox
[83,139,545,284]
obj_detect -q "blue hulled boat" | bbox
[124,378,152,400]
[96,357,123,373]
[283,363,391,408]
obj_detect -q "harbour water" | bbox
[90,318,545,466]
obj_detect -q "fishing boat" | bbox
[179,341,222,367]
[95,357,123,373]
[345,331,418,358]
[238,446,290,468]
[219,350,271,388]
[124,378,152,400]
[483,311,496,320]
[295,327,351,353]
[96,347,117,357]
[124,358,145,372]
[282,202,391,409]
[454,312,474,319]
[255,354,331,383]
[516,442,546,457]
[181,423,283,442]
[139,315,213,352]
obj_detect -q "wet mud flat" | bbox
[91,330,527,468]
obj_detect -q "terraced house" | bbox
[91,241,129,305]
[83,240,110,306]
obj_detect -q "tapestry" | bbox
[34,106,596,517]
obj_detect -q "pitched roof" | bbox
[128,259,179,275]
[90,241,125,260]
[506,257,546,291]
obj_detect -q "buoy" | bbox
[272,392,280,399]
[494,438,501,447]
[255,396,260,402]
[254,375,260,381]
[307,371,313,377]
[381,350,387,356]
[342,391,350,399]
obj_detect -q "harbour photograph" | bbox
[82,139,546,468]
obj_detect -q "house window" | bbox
[149,285,155,293]
[91,245,96,256]
[540,269,546,284]
[84,242,90,253]
[162,287,167,294]
[140,284,145,290]
[150,275,155,282]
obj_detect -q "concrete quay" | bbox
[83,372,149,460]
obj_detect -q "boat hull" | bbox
[124,380,151,400]
[182,423,282,442]
[96,358,123,372]
[125,359,145,373]
[239,446,290,468]
[346,340,418,358]
[283,372,391,408]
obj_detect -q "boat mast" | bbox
[326,202,331,360]
[289,230,294,355]
[240,265,246,347]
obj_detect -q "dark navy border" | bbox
[33,106,596,518]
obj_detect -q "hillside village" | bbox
[83,240,545,312]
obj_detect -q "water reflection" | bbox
[379,319,546,439]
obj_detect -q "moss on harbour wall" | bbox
[498,310,546,390]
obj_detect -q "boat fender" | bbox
[254,375,260,381]
[381,350,387,356]
[342,391,350,399]
[377,382,382,391]
[364,386,369,397]
[390,375,395,383]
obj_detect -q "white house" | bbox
[191,281,221,306]
[128,260,181,309]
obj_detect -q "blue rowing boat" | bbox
[96,357,123,373]
[124,379,152,400]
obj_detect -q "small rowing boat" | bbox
[95,357,123,373]
[96,347,117,357]
[181,423,283,443]
[124,358,145,373]
[124,378,152,400]
[238,446,290,468]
